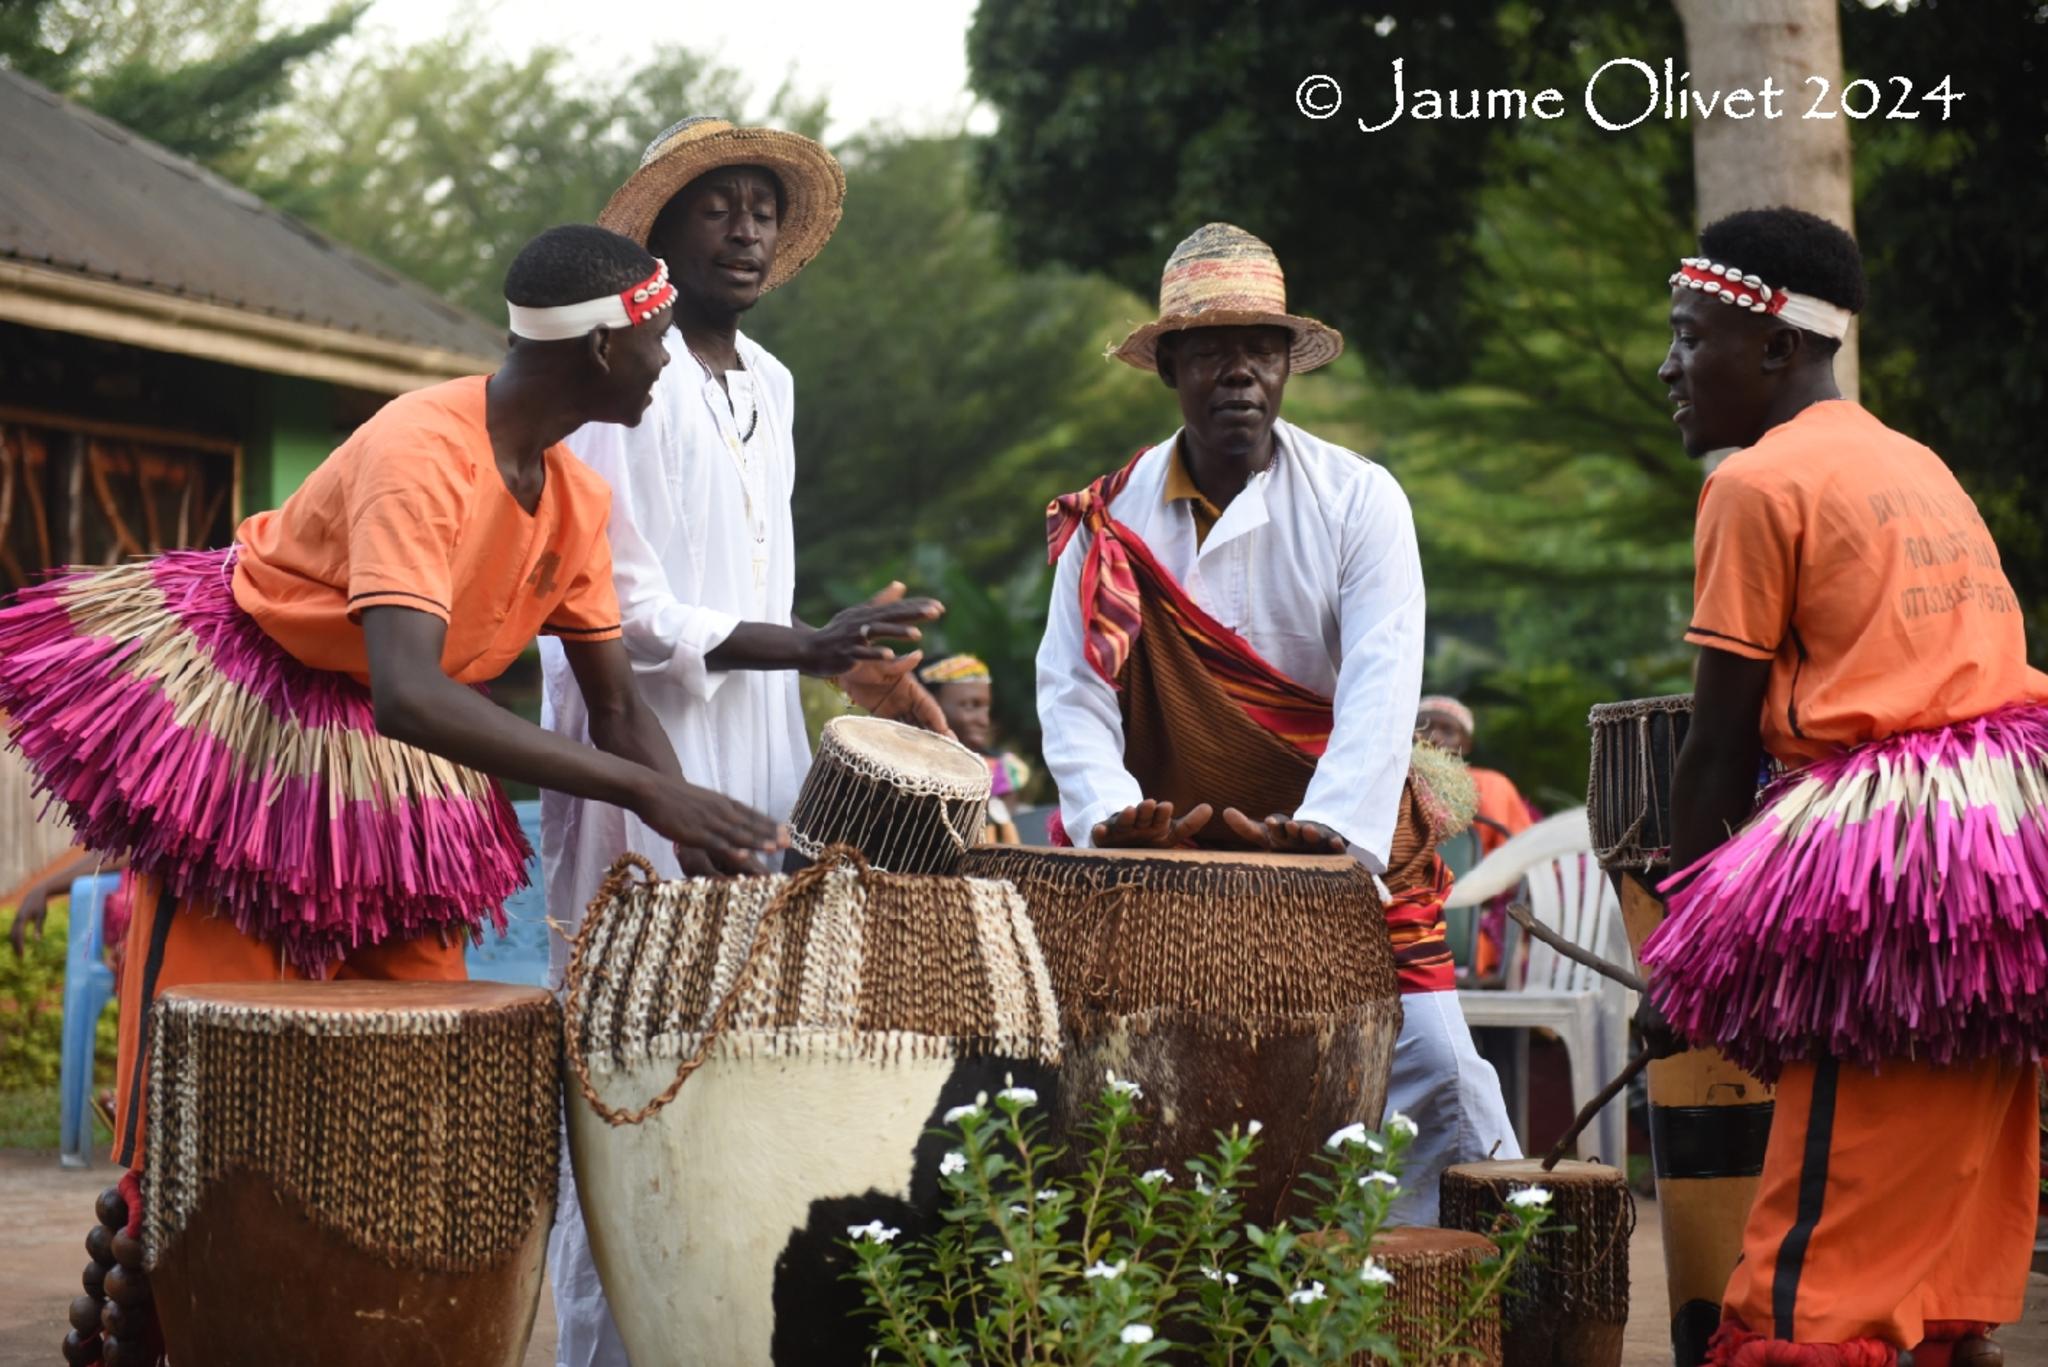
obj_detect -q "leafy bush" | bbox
[0,897,118,1095]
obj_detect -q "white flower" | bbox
[1287,1280,1328,1306]
[1199,1266,1241,1286]
[943,1102,982,1124]
[1507,1186,1552,1209]
[1119,1324,1155,1345]
[1084,1258,1127,1280]
[1365,1135,1387,1154]
[1325,1122,1368,1150]
[997,1085,1039,1106]
[846,1220,900,1244]
[939,1150,967,1177]
[1386,1111,1418,1140]
[1037,1188,1060,1203]
[1106,1070,1143,1099]
[1358,1170,1399,1188]
[1246,1119,1263,1136]
[1008,1204,1029,1216]
[1359,1258,1395,1287]
[1138,1168,1173,1186]
[1192,1171,1213,1196]
[989,1248,1015,1267]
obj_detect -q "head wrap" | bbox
[1666,257,1853,340]
[918,654,992,687]
[1417,695,1475,739]
[507,260,675,341]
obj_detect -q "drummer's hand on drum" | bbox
[803,582,944,677]
[1221,809,1350,855]
[1091,799,1213,848]
[837,652,957,740]
[636,776,787,876]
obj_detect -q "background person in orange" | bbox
[1639,208,2048,1367]
[0,226,785,1295]
[1416,694,1535,979]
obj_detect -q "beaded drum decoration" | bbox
[144,981,561,1367]
[563,850,1061,1367]
[1439,1159,1634,1367]
[788,716,990,874]
[957,845,1401,1226]
[1586,694,1693,872]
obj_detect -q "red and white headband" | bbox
[507,259,676,341]
[1667,257,1852,340]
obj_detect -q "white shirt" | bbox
[539,329,810,985]
[1035,420,1425,872]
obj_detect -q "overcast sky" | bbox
[277,0,989,138]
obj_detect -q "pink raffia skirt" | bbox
[0,549,529,976]
[1643,703,2048,1080]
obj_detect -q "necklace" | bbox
[684,342,758,444]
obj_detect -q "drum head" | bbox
[1588,693,1693,723]
[160,980,552,1015]
[1371,1226,1499,1258]
[984,844,1360,875]
[1445,1157,1624,1184]
[821,715,988,792]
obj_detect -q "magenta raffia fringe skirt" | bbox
[0,549,529,975]
[1642,703,2048,1080]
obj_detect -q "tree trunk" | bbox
[1674,0,1859,404]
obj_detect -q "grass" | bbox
[0,1083,62,1150]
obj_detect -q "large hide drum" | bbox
[956,845,1400,1225]
[788,715,989,873]
[1587,693,1772,1367]
[564,852,1061,1367]
[1439,1159,1633,1367]
[144,982,560,1367]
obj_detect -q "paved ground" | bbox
[1,1147,2039,1364]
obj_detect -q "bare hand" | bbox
[1220,809,1349,854]
[637,778,787,876]
[1091,799,1213,849]
[802,582,943,677]
[9,887,48,957]
[838,652,956,740]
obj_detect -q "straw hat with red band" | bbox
[1110,223,1343,374]
[598,116,846,293]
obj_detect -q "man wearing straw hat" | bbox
[1037,222,1518,1222]
[538,116,949,1366]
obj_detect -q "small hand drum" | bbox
[1587,694,1692,873]
[789,716,990,874]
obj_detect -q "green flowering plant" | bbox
[846,1076,1549,1365]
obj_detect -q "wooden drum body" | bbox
[565,857,1061,1367]
[1589,693,1773,1366]
[789,716,990,873]
[957,845,1401,1225]
[144,981,560,1367]
[1367,1227,1504,1366]
[1440,1159,1633,1367]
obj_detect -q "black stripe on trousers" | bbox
[114,895,179,1169]
[1771,1056,1842,1336]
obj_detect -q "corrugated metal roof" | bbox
[0,67,502,362]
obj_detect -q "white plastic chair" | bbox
[1449,807,1631,1166]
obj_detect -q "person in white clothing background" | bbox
[1036,223,1517,1225]
[539,116,951,1367]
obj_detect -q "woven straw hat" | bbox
[1110,223,1343,373]
[598,116,846,292]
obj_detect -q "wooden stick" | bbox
[1542,1047,1653,1170]
[1509,902,1647,994]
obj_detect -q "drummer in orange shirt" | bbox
[0,226,787,1277]
[1640,208,2048,1367]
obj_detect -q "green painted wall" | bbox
[246,374,335,511]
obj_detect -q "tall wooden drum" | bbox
[564,851,1061,1367]
[788,716,989,873]
[1439,1159,1633,1367]
[1588,693,1773,1367]
[956,845,1401,1225]
[144,981,560,1367]
[1367,1227,1504,1366]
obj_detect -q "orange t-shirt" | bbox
[1684,400,2047,767]
[232,376,622,684]
[1470,767,1533,856]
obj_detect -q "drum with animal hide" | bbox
[1439,1159,1633,1367]
[143,981,560,1367]
[956,844,1400,1226]
[1587,693,1692,873]
[564,849,1061,1367]
[788,715,989,873]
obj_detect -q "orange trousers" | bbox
[1718,1053,2039,1354]
[111,876,466,1169]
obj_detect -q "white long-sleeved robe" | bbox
[539,330,812,1364]
[1034,419,1517,1221]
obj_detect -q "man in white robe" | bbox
[1037,224,1517,1224]
[539,116,947,1367]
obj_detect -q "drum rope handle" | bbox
[562,846,875,1127]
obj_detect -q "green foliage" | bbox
[0,0,363,164]
[848,1083,1545,1365]
[0,897,118,1094]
